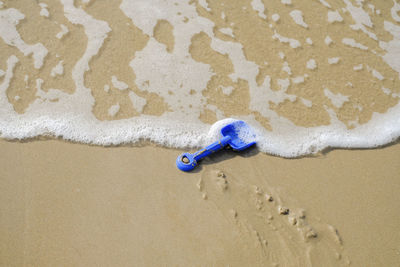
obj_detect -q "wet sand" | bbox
[1,139,399,266]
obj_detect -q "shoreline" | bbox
[2,134,400,158]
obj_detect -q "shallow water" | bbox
[0,0,399,157]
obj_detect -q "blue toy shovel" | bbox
[176,120,256,171]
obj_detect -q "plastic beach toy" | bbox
[176,120,256,171]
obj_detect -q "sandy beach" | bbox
[1,0,400,266]
[1,139,400,266]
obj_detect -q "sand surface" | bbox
[1,0,400,155]
[1,139,399,266]
[1,1,400,266]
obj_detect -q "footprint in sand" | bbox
[197,168,348,265]
[214,170,228,192]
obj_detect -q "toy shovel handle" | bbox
[176,136,231,172]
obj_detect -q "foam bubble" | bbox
[318,0,331,9]
[342,38,368,50]
[306,59,317,70]
[111,76,129,91]
[51,60,64,77]
[289,10,308,28]
[325,36,333,46]
[221,86,234,96]
[370,68,384,81]
[271,14,280,22]
[353,64,363,71]
[39,3,49,18]
[56,24,69,39]
[128,91,146,113]
[327,10,343,23]
[272,31,301,48]
[108,103,120,117]
[219,27,234,38]
[328,57,340,64]
[324,88,349,108]
[251,0,266,19]
[301,98,312,107]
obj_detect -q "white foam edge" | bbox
[2,103,400,158]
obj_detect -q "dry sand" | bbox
[1,139,399,266]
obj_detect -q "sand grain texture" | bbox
[1,139,400,266]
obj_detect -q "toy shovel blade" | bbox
[176,120,256,171]
[221,120,256,151]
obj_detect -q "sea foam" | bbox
[0,0,400,158]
